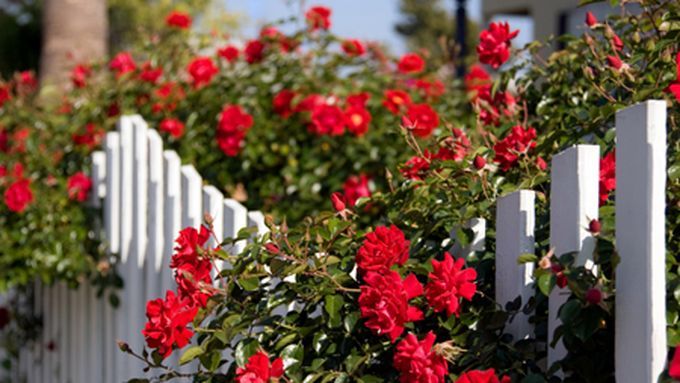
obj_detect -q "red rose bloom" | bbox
[668,53,680,102]
[140,62,163,84]
[425,253,477,317]
[171,226,211,269]
[359,270,423,342]
[109,52,136,77]
[473,155,487,170]
[187,57,218,88]
[475,88,518,126]
[295,94,325,113]
[401,151,431,181]
[606,55,623,70]
[341,39,365,56]
[273,89,297,119]
[235,351,284,383]
[72,123,104,149]
[493,125,537,171]
[397,52,425,74]
[216,105,254,157]
[406,103,439,137]
[171,226,214,307]
[394,332,448,383]
[477,22,519,69]
[310,104,345,136]
[218,45,240,62]
[414,79,445,99]
[383,90,412,115]
[0,84,10,107]
[67,172,93,202]
[142,290,197,359]
[165,10,192,29]
[344,105,371,136]
[4,179,33,212]
[455,369,511,383]
[599,151,615,205]
[71,64,91,88]
[347,92,370,107]
[245,39,266,64]
[356,225,409,272]
[305,6,331,30]
[343,174,371,207]
[465,64,491,97]
[17,71,38,92]
[434,128,470,162]
[670,346,680,380]
[159,118,185,138]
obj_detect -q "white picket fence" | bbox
[7,99,669,382]
[10,115,268,383]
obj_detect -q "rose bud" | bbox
[585,12,597,27]
[588,219,601,234]
[264,243,280,255]
[331,192,346,212]
[586,287,603,305]
[473,155,486,170]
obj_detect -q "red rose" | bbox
[305,6,331,30]
[109,52,136,77]
[425,253,477,317]
[245,39,266,64]
[455,369,511,383]
[359,270,423,341]
[272,89,296,119]
[406,103,439,137]
[139,62,163,84]
[477,22,519,69]
[473,155,487,170]
[588,219,601,234]
[165,10,192,29]
[72,123,104,149]
[310,104,345,136]
[599,151,615,205]
[330,192,346,212]
[159,118,185,138]
[414,79,445,99]
[71,64,91,88]
[17,71,38,92]
[475,88,517,126]
[295,94,325,113]
[394,332,448,383]
[464,64,491,96]
[585,287,602,305]
[670,346,680,379]
[536,156,547,170]
[67,172,93,202]
[218,45,240,62]
[493,125,537,171]
[347,92,370,107]
[356,225,409,272]
[216,105,254,157]
[612,33,623,51]
[343,174,371,207]
[235,351,284,383]
[171,226,214,307]
[142,290,197,359]
[435,128,470,162]
[187,57,218,88]
[344,105,371,136]
[0,84,10,107]
[383,89,412,114]
[585,11,598,27]
[171,226,211,269]
[397,52,425,74]
[4,179,33,213]
[342,39,365,56]
[606,55,623,70]
[401,151,431,181]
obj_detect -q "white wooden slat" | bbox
[146,129,165,305]
[87,285,104,383]
[496,190,535,341]
[57,284,69,383]
[548,144,599,373]
[203,185,224,279]
[449,218,486,259]
[91,151,106,207]
[76,285,89,383]
[162,151,182,295]
[125,116,149,379]
[615,100,667,383]
[104,132,121,255]
[103,292,116,383]
[42,285,53,383]
[116,116,135,381]
[31,282,41,383]
[247,211,268,238]
[223,199,248,258]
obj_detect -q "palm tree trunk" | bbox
[40,0,108,88]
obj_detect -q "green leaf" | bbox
[235,339,260,367]
[559,300,582,324]
[281,343,304,373]
[179,346,205,365]
[537,273,555,296]
[238,276,260,291]
[324,294,344,328]
[517,253,538,264]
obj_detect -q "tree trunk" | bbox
[40,0,108,88]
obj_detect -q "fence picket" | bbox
[145,129,164,334]
[496,190,535,341]
[223,199,248,259]
[548,144,599,373]
[615,100,667,382]
[203,185,224,277]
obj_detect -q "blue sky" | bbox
[222,0,490,54]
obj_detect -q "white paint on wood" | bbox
[145,129,164,327]
[91,151,106,207]
[223,199,248,258]
[496,190,535,341]
[247,211,268,238]
[615,100,667,383]
[181,165,203,229]
[203,185,224,278]
[104,132,121,255]
[162,151,182,295]
[548,144,599,372]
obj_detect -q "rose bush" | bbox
[123,1,680,382]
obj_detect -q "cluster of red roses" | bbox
[142,226,215,358]
[355,224,478,381]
